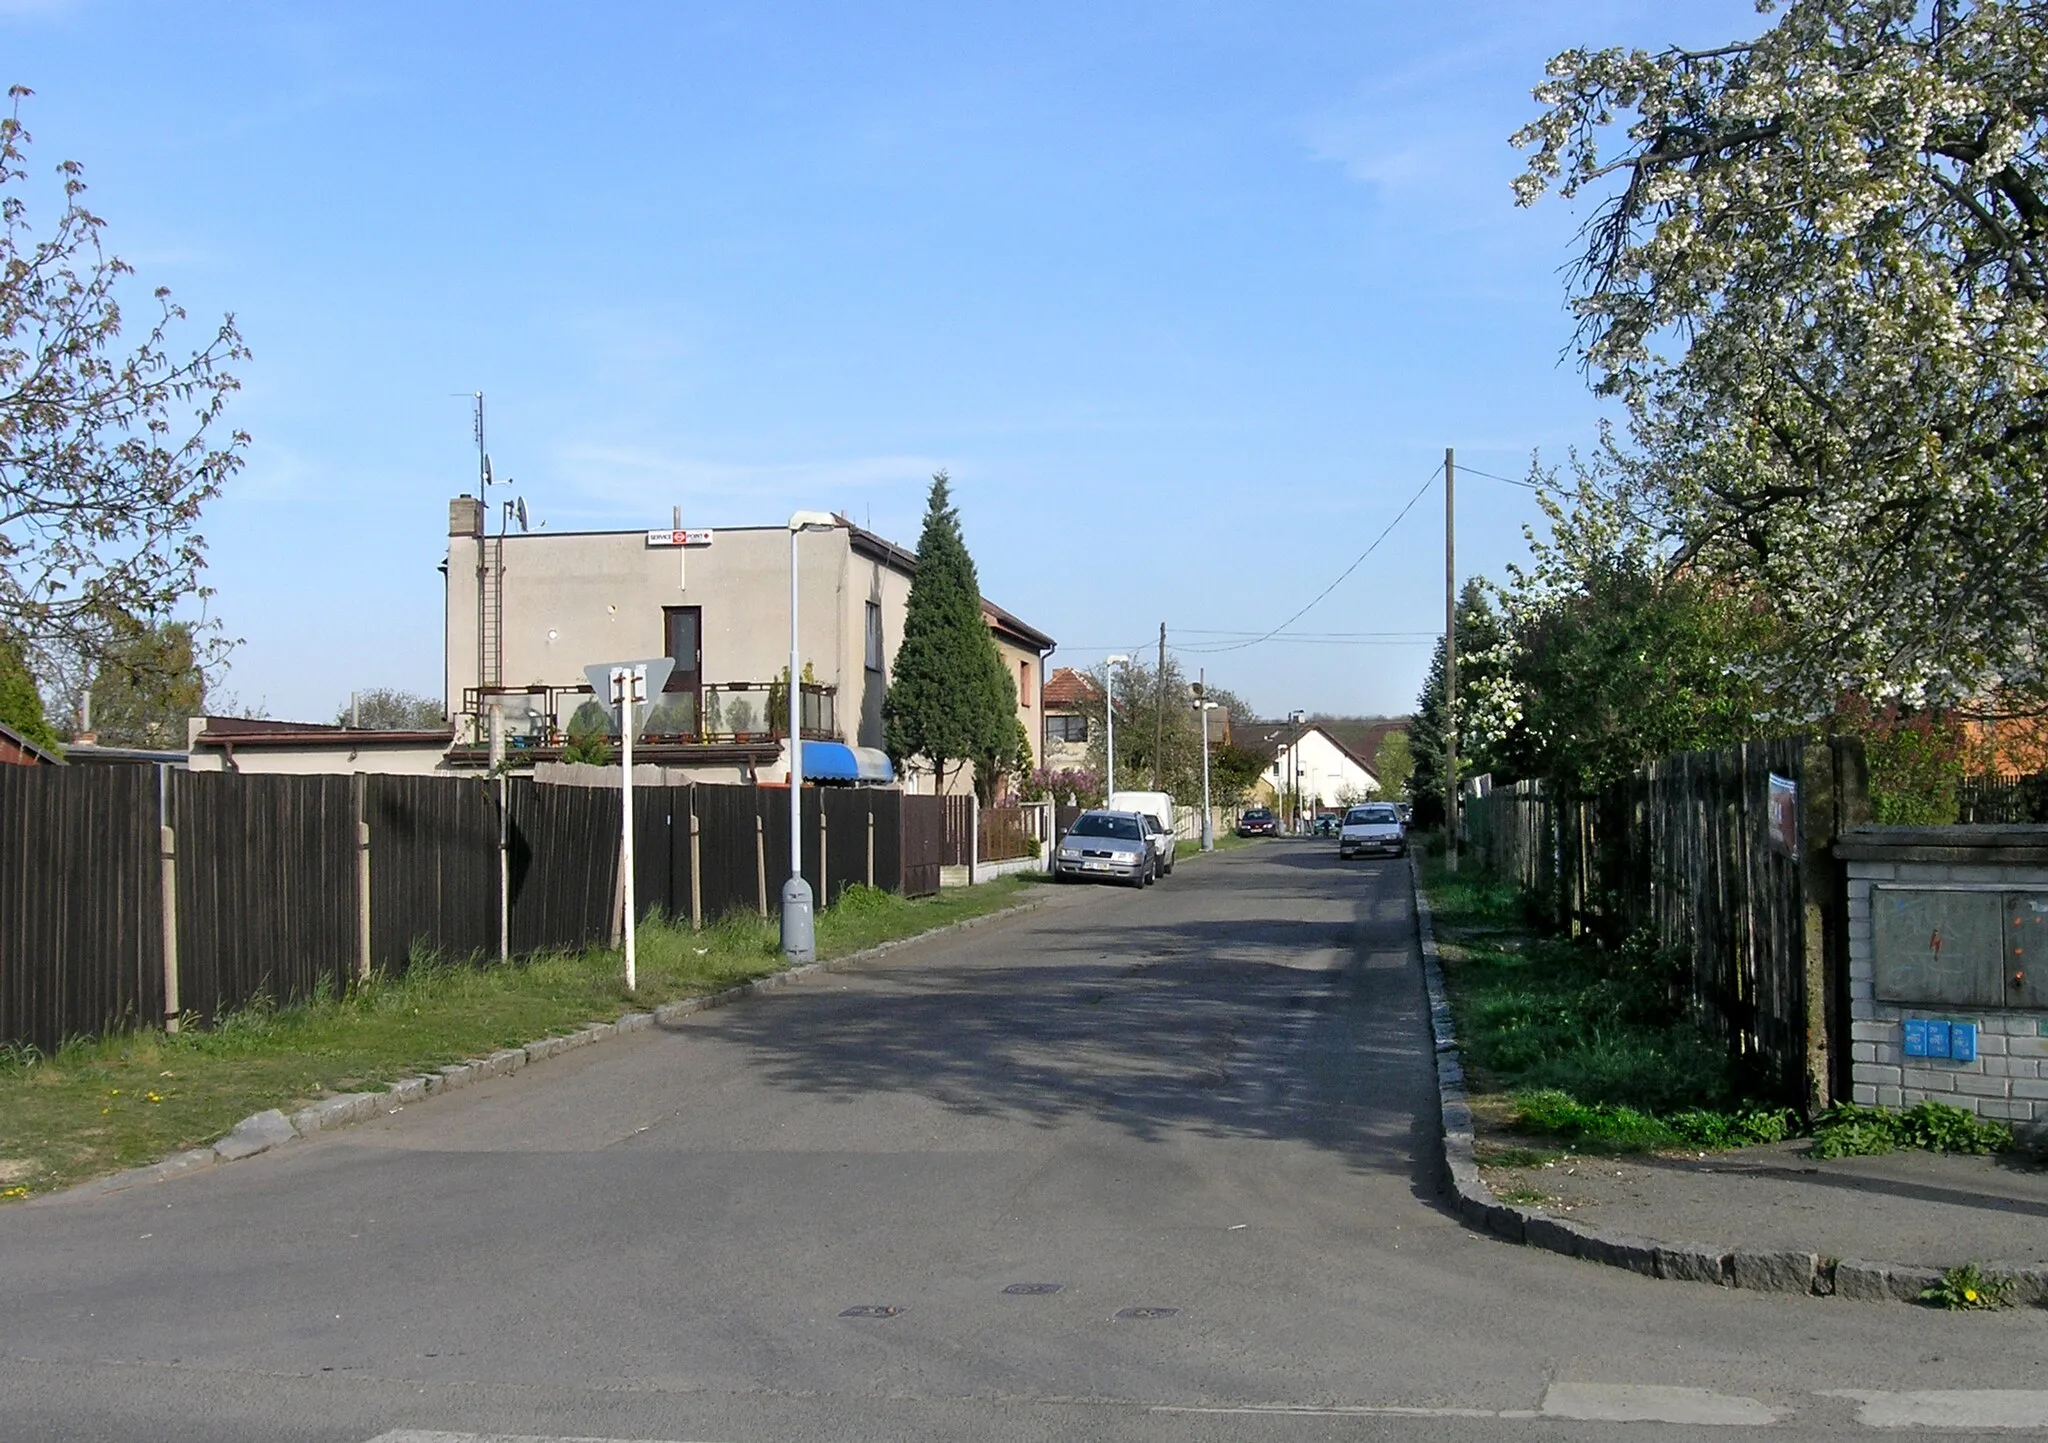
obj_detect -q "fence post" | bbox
[754,812,768,918]
[689,808,703,931]
[819,803,829,907]
[159,823,181,1033]
[497,774,510,962]
[866,807,875,888]
[356,819,372,985]
[969,803,980,886]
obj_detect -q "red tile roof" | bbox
[1043,667,1099,708]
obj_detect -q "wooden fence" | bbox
[978,805,1034,862]
[1464,737,1868,1109]
[1957,772,2048,823]
[0,769,919,1054]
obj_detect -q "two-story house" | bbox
[444,497,1053,793]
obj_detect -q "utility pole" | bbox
[1154,622,1166,791]
[1445,446,1459,874]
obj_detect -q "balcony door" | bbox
[662,605,702,737]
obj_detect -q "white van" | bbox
[1108,790,1177,875]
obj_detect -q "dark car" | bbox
[1237,806,1278,837]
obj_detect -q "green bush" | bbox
[1810,1100,2014,1159]
[1509,1090,1795,1153]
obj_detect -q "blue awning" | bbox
[801,742,896,783]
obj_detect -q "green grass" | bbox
[0,880,1033,1201]
[1421,856,1791,1154]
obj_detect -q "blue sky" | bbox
[3,0,1762,723]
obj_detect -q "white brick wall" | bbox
[1844,859,2048,1133]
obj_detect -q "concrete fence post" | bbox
[356,819,372,984]
[159,824,180,1033]
[754,813,768,918]
[689,808,703,931]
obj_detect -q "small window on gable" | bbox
[865,602,884,672]
[1019,659,1032,705]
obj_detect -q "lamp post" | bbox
[782,510,838,962]
[1288,708,1306,835]
[1194,670,1218,852]
[1103,654,1130,801]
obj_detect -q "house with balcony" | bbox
[444,497,1054,791]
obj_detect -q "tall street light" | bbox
[1194,670,1219,852]
[1288,708,1307,835]
[782,510,838,962]
[1103,654,1131,800]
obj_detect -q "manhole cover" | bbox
[838,1305,903,1319]
[1115,1306,1178,1320]
[1002,1282,1063,1295]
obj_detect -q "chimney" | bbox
[449,495,484,538]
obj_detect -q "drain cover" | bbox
[1002,1282,1063,1295]
[838,1305,903,1318]
[1115,1306,1178,1320]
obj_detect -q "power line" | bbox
[1451,461,1541,490]
[1180,463,1442,655]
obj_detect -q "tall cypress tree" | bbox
[884,472,1010,792]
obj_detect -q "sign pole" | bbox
[617,664,640,993]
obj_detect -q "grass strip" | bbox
[0,879,1032,1201]
[1417,856,1792,1153]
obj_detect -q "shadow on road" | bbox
[696,849,1445,1203]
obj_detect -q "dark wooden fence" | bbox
[941,795,976,866]
[901,795,946,897]
[1957,772,2048,823]
[0,768,922,1052]
[0,765,163,1056]
[1465,737,1869,1109]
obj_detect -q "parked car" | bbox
[1237,806,1278,837]
[1053,809,1157,886]
[1109,790,1177,875]
[1312,811,1341,837]
[1338,802,1407,860]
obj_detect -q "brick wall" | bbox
[1845,853,2048,1133]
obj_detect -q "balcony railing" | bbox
[461,680,837,750]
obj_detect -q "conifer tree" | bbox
[884,472,1010,792]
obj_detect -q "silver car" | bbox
[1338,802,1407,859]
[1054,809,1157,887]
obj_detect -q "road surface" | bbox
[3,843,2043,1441]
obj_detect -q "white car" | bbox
[1338,802,1406,860]
[1108,790,1177,876]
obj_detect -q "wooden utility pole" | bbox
[1445,447,1459,873]
[1154,622,1166,790]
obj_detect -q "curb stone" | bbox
[1409,857,2030,1307]
[36,891,1052,1207]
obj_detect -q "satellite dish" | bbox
[515,497,529,532]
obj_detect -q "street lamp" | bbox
[782,509,838,962]
[1193,671,1219,852]
[1288,708,1307,835]
[1103,654,1131,801]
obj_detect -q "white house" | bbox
[1237,719,1380,824]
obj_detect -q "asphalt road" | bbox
[3,843,2044,1443]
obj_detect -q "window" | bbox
[1019,659,1032,705]
[865,602,884,672]
[1048,714,1089,743]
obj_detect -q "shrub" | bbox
[1810,1101,2014,1160]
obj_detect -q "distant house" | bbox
[1041,666,1098,770]
[0,721,62,767]
[444,497,1055,793]
[1235,718,1382,823]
